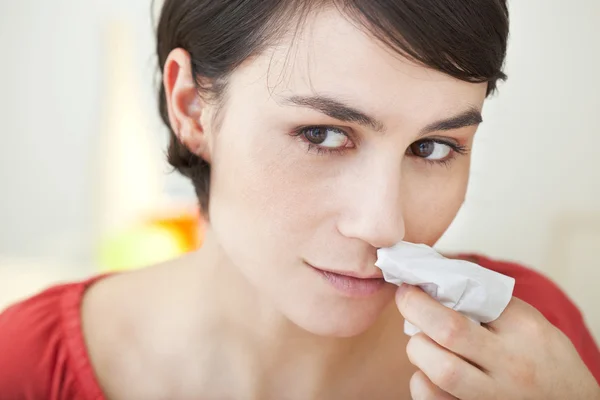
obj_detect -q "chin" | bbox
[283,295,395,338]
[302,318,380,338]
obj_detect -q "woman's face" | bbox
[170,9,487,337]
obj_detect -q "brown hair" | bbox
[156,0,509,213]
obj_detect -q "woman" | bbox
[1,0,599,399]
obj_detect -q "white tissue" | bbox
[375,242,515,336]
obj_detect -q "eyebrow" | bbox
[284,95,385,132]
[418,107,483,137]
[283,95,482,135]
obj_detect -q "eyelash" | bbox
[290,126,355,156]
[413,140,470,168]
[290,125,470,164]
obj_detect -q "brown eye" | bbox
[304,127,328,144]
[408,139,453,160]
[301,127,350,148]
[410,140,436,158]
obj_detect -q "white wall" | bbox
[0,1,598,297]
[0,0,191,263]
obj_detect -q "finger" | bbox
[485,296,546,334]
[410,370,458,400]
[406,333,494,400]
[396,284,501,368]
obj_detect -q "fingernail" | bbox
[396,283,410,299]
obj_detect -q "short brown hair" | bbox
[156,0,509,213]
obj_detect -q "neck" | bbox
[176,230,410,399]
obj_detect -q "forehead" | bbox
[231,8,487,127]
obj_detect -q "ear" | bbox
[163,48,212,162]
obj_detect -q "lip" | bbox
[311,265,384,280]
[306,262,387,297]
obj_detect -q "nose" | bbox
[336,161,405,249]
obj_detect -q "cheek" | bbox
[207,124,328,263]
[402,161,470,245]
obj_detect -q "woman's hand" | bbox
[395,285,600,400]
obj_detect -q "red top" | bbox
[0,256,599,400]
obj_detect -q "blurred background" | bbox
[0,1,599,339]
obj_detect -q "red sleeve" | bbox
[0,280,103,400]
[470,255,600,384]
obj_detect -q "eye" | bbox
[408,139,453,161]
[302,127,350,149]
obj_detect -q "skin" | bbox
[81,8,600,400]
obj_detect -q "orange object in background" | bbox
[98,206,204,273]
[151,208,204,252]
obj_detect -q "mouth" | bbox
[305,262,387,297]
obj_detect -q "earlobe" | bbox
[163,48,212,163]
[179,116,212,163]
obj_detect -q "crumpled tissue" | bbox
[375,242,516,336]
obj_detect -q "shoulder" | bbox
[80,266,183,400]
[0,276,108,400]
